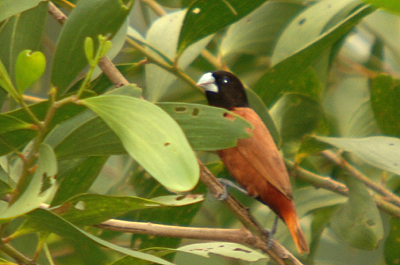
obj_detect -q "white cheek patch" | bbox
[197,72,219,93]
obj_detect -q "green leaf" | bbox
[330,177,383,250]
[176,242,268,261]
[53,194,203,226]
[0,2,47,80]
[370,74,400,137]
[0,143,57,221]
[220,1,304,60]
[0,114,33,134]
[271,0,361,65]
[323,77,379,137]
[48,110,125,160]
[145,10,212,102]
[0,58,17,99]
[51,0,134,94]
[81,95,199,192]
[139,242,268,263]
[253,4,374,106]
[45,85,142,160]
[0,0,47,22]
[15,50,46,93]
[293,187,347,218]
[157,103,253,150]
[360,0,400,15]
[50,156,108,206]
[245,89,280,146]
[270,93,323,142]
[385,217,400,265]
[0,100,86,156]
[314,136,400,176]
[21,209,173,265]
[178,0,267,54]
[0,179,13,198]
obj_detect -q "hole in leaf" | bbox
[299,18,306,25]
[175,195,184,201]
[174,107,188,113]
[234,248,251,253]
[366,219,376,226]
[223,112,235,121]
[192,108,200,116]
[74,201,85,210]
[192,7,201,14]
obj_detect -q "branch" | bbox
[0,241,36,264]
[321,150,400,208]
[198,160,303,265]
[47,3,304,264]
[286,159,400,217]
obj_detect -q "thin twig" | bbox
[140,0,166,16]
[0,242,36,264]
[198,160,303,265]
[47,3,303,264]
[286,159,400,217]
[321,150,400,208]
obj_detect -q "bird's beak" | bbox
[197,72,219,93]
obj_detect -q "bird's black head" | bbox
[197,70,249,110]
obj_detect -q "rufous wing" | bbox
[231,107,293,200]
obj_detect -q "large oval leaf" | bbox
[51,0,133,94]
[253,4,374,106]
[157,102,253,150]
[314,136,400,175]
[271,0,361,65]
[81,95,199,192]
[54,194,203,226]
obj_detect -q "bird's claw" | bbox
[264,216,279,250]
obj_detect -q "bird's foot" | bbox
[216,178,247,201]
[264,216,279,249]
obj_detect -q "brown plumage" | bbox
[197,71,309,254]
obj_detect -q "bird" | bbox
[197,70,309,254]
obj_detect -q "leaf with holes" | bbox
[158,103,253,150]
[81,95,199,192]
[253,4,374,106]
[53,194,203,226]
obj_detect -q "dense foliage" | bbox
[0,0,399,264]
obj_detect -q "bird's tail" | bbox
[281,207,309,254]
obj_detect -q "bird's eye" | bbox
[222,77,229,84]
